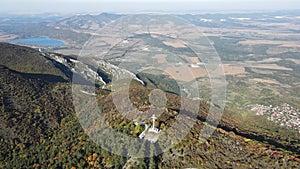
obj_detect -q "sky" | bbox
[0,0,300,14]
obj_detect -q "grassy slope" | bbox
[0,42,67,78]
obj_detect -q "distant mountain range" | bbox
[1,12,299,47]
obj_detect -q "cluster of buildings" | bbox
[249,103,300,133]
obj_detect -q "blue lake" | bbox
[8,37,64,47]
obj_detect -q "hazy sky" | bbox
[1,0,300,14]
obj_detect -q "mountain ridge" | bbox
[0,43,299,168]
